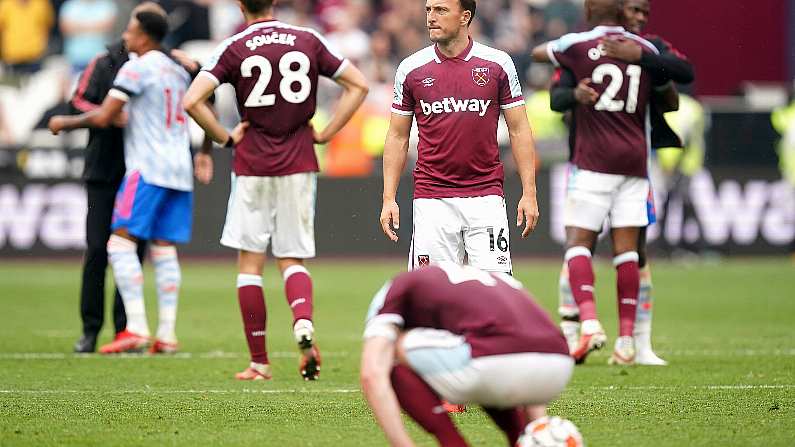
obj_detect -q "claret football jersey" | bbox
[201,19,348,177]
[392,38,525,199]
[547,25,659,178]
[365,263,569,358]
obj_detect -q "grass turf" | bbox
[0,258,793,446]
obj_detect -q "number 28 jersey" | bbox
[201,19,348,176]
[547,26,659,178]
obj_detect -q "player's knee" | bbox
[107,234,137,254]
[564,232,595,252]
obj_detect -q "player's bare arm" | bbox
[531,43,551,63]
[503,105,540,238]
[551,77,598,112]
[183,75,247,146]
[380,113,413,242]
[48,95,126,134]
[314,64,369,144]
[360,336,415,447]
[602,37,642,62]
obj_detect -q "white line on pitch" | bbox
[588,384,795,391]
[0,385,792,395]
[1,349,794,361]
[0,389,361,395]
[0,351,350,360]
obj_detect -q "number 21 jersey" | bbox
[201,19,348,176]
[547,25,659,178]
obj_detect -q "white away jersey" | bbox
[110,50,193,191]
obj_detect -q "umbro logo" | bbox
[422,77,436,87]
[497,256,508,265]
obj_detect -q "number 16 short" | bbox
[409,195,512,274]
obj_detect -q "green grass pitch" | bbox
[0,258,793,446]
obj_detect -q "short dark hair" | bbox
[241,0,274,14]
[460,0,477,26]
[135,11,168,44]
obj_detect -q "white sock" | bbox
[558,264,579,319]
[151,245,180,343]
[634,267,654,351]
[108,235,149,337]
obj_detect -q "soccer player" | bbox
[380,0,539,274]
[68,1,169,353]
[531,0,668,365]
[361,263,573,447]
[49,11,193,354]
[182,0,369,381]
[550,0,694,365]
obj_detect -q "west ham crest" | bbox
[472,67,490,87]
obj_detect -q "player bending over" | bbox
[183,0,369,381]
[361,263,573,446]
[50,11,195,354]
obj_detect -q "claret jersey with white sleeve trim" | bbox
[392,38,525,199]
[201,19,348,177]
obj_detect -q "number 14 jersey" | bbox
[547,25,659,178]
[201,19,348,177]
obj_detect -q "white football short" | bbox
[220,173,316,258]
[564,168,650,231]
[401,328,574,408]
[410,195,512,273]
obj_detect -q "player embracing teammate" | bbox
[184,0,368,381]
[531,0,679,365]
[546,0,693,366]
[50,10,195,355]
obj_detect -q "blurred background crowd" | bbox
[0,0,596,174]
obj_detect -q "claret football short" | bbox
[221,172,316,258]
[400,328,574,408]
[564,167,650,231]
[410,195,512,273]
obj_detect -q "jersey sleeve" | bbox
[109,58,145,102]
[200,40,237,86]
[363,277,411,341]
[71,54,106,112]
[498,53,525,110]
[546,33,581,69]
[314,33,348,79]
[390,60,415,116]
